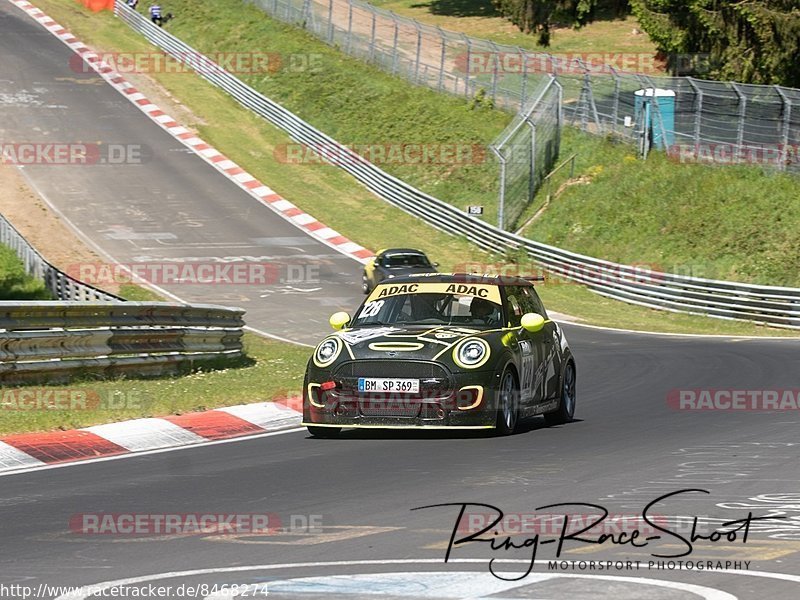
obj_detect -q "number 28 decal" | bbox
[359,300,385,318]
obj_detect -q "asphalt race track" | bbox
[0,1,363,345]
[2,2,800,599]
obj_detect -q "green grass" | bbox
[524,128,800,286]
[26,0,800,339]
[0,334,309,435]
[160,0,509,223]
[0,245,51,300]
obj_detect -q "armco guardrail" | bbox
[0,302,245,383]
[112,3,800,329]
[0,212,121,302]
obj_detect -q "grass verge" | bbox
[524,128,800,286]
[0,334,309,435]
[0,245,51,300]
[23,0,800,339]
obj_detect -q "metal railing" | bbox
[490,77,562,229]
[1,198,247,381]
[0,212,121,302]
[112,3,800,329]
[0,302,245,383]
[241,0,800,175]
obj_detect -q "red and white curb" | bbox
[8,0,375,265]
[0,398,303,474]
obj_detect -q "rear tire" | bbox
[495,368,519,436]
[307,426,341,438]
[544,361,576,426]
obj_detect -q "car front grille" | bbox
[334,361,450,397]
[334,360,449,379]
[358,401,421,418]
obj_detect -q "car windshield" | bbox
[353,292,503,328]
[383,254,430,268]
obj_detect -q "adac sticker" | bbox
[368,282,501,304]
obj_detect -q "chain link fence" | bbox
[489,77,561,230]
[111,2,800,329]
[247,0,800,205]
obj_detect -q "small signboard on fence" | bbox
[467,205,484,215]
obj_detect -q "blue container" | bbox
[635,88,676,150]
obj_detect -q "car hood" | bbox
[333,325,495,361]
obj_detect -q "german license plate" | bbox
[358,377,419,393]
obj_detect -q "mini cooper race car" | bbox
[362,248,438,294]
[303,274,576,437]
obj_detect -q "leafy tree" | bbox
[630,0,800,86]
[492,0,628,46]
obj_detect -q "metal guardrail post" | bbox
[490,145,507,230]
[554,77,563,158]
[518,46,528,108]
[326,0,334,43]
[413,22,422,83]
[527,118,536,205]
[687,78,702,149]
[775,86,791,171]
[732,83,747,153]
[390,15,399,75]
[369,10,376,61]
[345,0,354,53]
[437,27,446,92]
[610,66,620,134]
[462,34,471,98]
[488,40,500,103]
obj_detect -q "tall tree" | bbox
[630,0,800,86]
[491,1,628,46]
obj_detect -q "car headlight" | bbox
[453,338,490,369]
[314,337,341,368]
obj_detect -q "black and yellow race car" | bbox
[361,248,438,294]
[303,273,576,437]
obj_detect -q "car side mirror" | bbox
[520,313,545,333]
[433,262,440,267]
[329,311,351,331]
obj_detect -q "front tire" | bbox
[307,426,341,438]
[495,368,519,436]
[544,361,576,426]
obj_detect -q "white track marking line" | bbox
[55,559,792,600]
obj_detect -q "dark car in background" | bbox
[362,248,438,293]
[303,273,576,437]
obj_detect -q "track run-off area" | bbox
[1,1,800,598]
